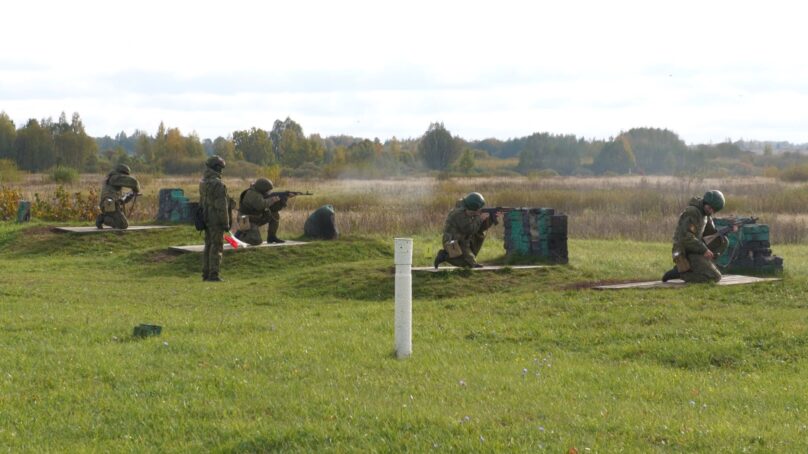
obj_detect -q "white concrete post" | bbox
[394,238,413,359]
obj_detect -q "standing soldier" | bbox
[199,156,230,282]
[433,192,497,269]
[662,190,732,283]
[234,178,285,245]
[96,164,140,229]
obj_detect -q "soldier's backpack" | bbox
[193,205,206,231]
[304,205,338,240]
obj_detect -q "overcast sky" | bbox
[2,0,806,144]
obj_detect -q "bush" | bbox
[284,162,321,179]
[779,164,808,182]
[225,160,263,179]
[0,159,24,184]
[527,169,559,178]
[163,157,204,175]
[260,164,283,185]
[0,186,23,220]
[33,186,98,221]
[50,166,80,184]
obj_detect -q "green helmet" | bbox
[205,155,226,171]
[462,192,486,211]
[115,164,131,175]
[703,190,725,212]
[254,177,273,194]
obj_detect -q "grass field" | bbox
[1,211,806,451]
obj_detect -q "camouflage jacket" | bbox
[672,196,721,255]
[442,206,494,244]
[238,187,277,217]
[199,168,230,230]
[100,171,140,201]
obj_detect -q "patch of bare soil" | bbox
[145,249,182,263]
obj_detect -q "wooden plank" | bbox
[593,274,781,290]
[53,225,173,233]
[412,265,545,273]
[169,240,309,253]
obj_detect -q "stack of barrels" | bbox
[502,208,568,263]
[714,218,783,273]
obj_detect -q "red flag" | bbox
[223,233,239,249]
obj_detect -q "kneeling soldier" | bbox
[96,164,140,229]
[662,190,730,283]
[433,192,497,269]
[235,178,286,245]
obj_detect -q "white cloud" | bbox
[2,0,807,143]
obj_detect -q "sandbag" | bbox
[304,204,338,240]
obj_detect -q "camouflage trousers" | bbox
[203,226,225,279]
[446,232,486,268]
[96,208,129,229]
[237,211,280,245]
[680,253,722,283]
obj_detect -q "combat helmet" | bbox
[254,177,274,194]
[462,192,486,211]
[205,155,226,171]
[703,190,725,212]
[115,164,131,175]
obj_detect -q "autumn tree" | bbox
[593,136,636,174]
[270,117,304,163]
[212,136,240,161]
[233,128,273,165]
[13,119,55,171]
[0,112,15,160]
[418,122,461,170]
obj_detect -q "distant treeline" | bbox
[2,110,808,179]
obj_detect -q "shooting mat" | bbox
[169,240,309,253]
[53,225,173,234]
[412,265,546,273]
[593,274,781,290]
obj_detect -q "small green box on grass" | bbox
[133,324,162,338]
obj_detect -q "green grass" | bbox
[1,221,806,452]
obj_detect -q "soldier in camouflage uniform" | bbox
[433,192,497,269]
[95,164,140,229]
[234,178,286,245]
[199,156,230,282]
[662,190,731,283]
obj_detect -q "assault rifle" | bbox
[121,191,140,217]
[268,190,313,203]
[702,216,757,245]
[480,207,515,224]
[121,191,139,204]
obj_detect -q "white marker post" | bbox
[394,238,413,359]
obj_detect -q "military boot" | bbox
[206,275,223,282]
[661,267,681,282]
[433,249,448,269]
[267,236,285,244]
[95,214,104,229]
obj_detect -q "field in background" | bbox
[9,174,808,243]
